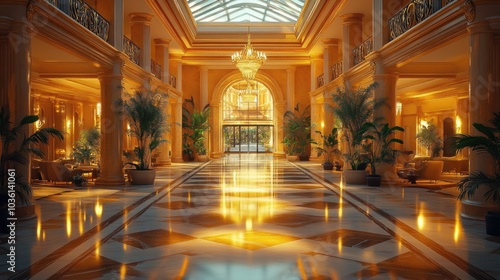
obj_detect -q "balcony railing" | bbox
[48,0,109,42]
[123,36,141,65]
[331,61,343,81]
[151,59,162,80]
[353,37,373,66]
[317,74,324,88]
[388,0,455,41]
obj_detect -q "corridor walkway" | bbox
[1,155,499,279]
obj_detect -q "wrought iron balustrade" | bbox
[48,0,109,42]
[123,36,141,65]
[151,59,162,80]
[353,37,373,66]
[331,61,343,81]
[388,0,455,41]
[317,74,324,88]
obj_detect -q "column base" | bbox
[210,152,224,159]
[95,176,126,187]
[156,159,172,166]
[171,156,183,163]
[273,152,286,158]
[461,199,500,220]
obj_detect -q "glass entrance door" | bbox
[224,125,273,153]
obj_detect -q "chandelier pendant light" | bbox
[231,32,267,81]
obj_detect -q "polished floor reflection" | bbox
[1,155,499,279]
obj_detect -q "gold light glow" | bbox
[220,166,275,230]
[95,199,103,219]
[231,33,266,81]
[454,203,461,243]
[120,264,127,280]
[324,205,329,221]
[417,202,425,230]
[66,202,72,237]
[456,116,462,133]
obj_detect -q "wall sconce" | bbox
[66,119,71,130]
[321,121,324,129]
[456,116,462,133]
[396,101,402,115]
[96,102,102,117]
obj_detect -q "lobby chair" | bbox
[39,160,83,184]
[413,160,443,183]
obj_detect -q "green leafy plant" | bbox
[453,112,500,203]
[362,122,404,175]
[283,104,316,157]
[72,174,87,186]
[120,90,170,170]
[330,82,384,170]
[0,106,64,203]
[182,97,210,156]
[416,122,443,157]
[71,126,100,165]
[315,127,340,164]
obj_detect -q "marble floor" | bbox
[1,154,499,279]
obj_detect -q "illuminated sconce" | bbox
[456,116,462,134]
[96,102,102,117]
[320,121,325,129]
[396,101,402,115]
[66,119,71,130]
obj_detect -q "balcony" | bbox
[389,0,456,41]
[353,37,373,66]
[151,59,162,80]
[317,74,324,88]
[47,0,109,42]
[331,61,343,81]
[123,36,141,65]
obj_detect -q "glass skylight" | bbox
[187,0,305,23]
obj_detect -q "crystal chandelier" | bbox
[238,82,259,103]
[231,33,266,81]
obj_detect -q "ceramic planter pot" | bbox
[342,169,367,185]
[323,162,333,170]
[485,211,500,236]
[366,175,382,186]
[128,169,156,185]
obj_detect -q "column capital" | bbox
[322,38,340,47]
[341,13,364,24]
[129,13,154,25]
[154,38,171,47]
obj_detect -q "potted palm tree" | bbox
[182,97,210,162]
[0,106,64,227]
[362,122,404,186]
[283,104,316,161]
[121,90,169,185]
[453,112,500,236]
[331,82,384,184]
[315,127,340,170]
[416,122,443,158]
[71,126,100,165]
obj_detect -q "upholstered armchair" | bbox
[413,160,443,183]
[38,161,83,183]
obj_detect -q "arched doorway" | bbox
[222,80,274,153]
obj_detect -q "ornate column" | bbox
[156,99,172,166]
[171,96,183,163]
[2,4,33,206]
[95,59,126,186]
[154,38,171,84]
[200,67,209,107]
[130,13,153,72]
[112,0,124,51]
[274,102,286,157]
[210,103,223,159]
[286,67,296,112]
[462,0,500,219]
[170,54,183,92]
[341,13,364,72]
[310,55,322,91]
[323,38,340,85]
[372,0,388,51]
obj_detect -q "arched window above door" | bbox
[222,80,273,125]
